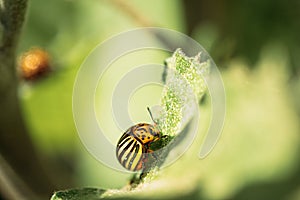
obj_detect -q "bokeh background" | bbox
[2,0,300,199]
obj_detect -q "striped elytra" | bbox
[116,123,160,171]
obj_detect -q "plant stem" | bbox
[109,0,154,27]
[0,0,54,199]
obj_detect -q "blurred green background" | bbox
[11,0,300,199]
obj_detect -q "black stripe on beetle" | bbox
[116,123,161,171]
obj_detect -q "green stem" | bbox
[0,1,54,199]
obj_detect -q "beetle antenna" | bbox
[147,107,156,124]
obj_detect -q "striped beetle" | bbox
[116,108,160,171]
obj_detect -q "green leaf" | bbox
[50,188,106,200]
[158,48,209,136]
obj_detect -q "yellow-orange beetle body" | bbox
[116,108,160,171]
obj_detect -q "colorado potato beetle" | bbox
[116,108,160,171]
